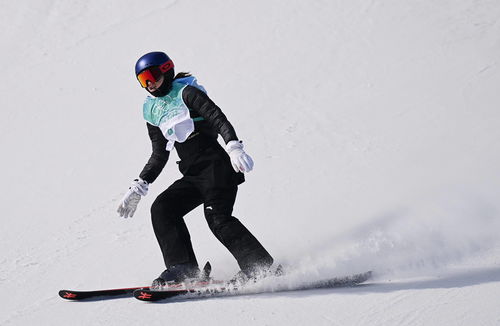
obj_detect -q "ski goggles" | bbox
[136,60,174,88]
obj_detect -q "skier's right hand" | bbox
[117,178,149,218]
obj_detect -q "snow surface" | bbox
[1,0,500,325]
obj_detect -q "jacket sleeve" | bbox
[139,123,169,184]
[182,85,238,144]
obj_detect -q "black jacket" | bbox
[139,85,244,187]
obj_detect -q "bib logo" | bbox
[151,99,184,122]
[144,83,187,126]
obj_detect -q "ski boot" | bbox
[151,262,211,290]
[230,264,284,286]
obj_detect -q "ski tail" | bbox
[303,270,372,290]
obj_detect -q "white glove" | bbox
[225,140,254,173]
[117,178,149,218]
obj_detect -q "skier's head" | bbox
[135,51,175,97]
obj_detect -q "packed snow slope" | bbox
[1,0,500,325]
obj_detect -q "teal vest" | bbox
[143,81,205,127]
[143,82,188,127]
[142,79,206,150]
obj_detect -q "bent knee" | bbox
[205,211,238,230]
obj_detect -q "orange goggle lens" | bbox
[136,60,174,88]
[137,69,160,88]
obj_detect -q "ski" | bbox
[134,271,372,302]
[58,280,220,301]
[134,279,229,301]
[59,286,150,301]
[59,262,214,301]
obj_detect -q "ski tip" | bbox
[59,290,79,300]
[133,288,188,302]
[134,289,154,301]
[134,289,172,302]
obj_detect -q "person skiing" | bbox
[117,51,274,287]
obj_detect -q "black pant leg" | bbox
[151,178,203,268]
[202,186,274,273]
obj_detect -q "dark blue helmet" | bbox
[135,51,174,76]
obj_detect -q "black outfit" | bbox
[140,84,273,275]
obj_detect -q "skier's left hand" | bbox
[225,140,254,173]
[117,178,149,218]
